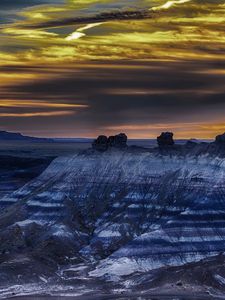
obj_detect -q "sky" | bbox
[0,0,225,138]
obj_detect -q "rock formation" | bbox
[215,132,225,145]
[110,133,127,148]
[92,135,108,151]
[92,133,127,151]
[157,132,174,147]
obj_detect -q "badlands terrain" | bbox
[0,134,225,299]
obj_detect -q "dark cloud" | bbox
[19,9,152,29]
[14,0,224,30]
[1,0,225,137]
[1,60,225,137]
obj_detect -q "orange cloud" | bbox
[104,122,225,139]
[0,100,88,109]
[0,111,74,117]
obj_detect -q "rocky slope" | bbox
[0,156,54,202]
[1,142,225,297]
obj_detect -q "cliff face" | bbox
[1,147,225,285]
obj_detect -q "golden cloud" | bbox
[0,0,225,64]
[0,111,74,118]
[0,100,88,109]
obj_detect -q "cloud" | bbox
[65,23,103,41]
[0,0,64,10]
[1,0,225,64]
[0,111,74,118]
[16,9,152,29]
[105,121,225,139]
[0,0,225,138]
[13,0,195,30]
[1,0,224,64]
[1,60,225,138]
[0,100,88,109]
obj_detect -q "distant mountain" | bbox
[53,137,93,143]
[0,131,53,142]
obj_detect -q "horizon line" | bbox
[0,130,216,141]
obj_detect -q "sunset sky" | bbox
[0,0,225,138]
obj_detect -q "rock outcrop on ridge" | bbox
[92,133,127,151]
[92,135,108,152]
[157,131,174,147]
[215,132,225,145]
